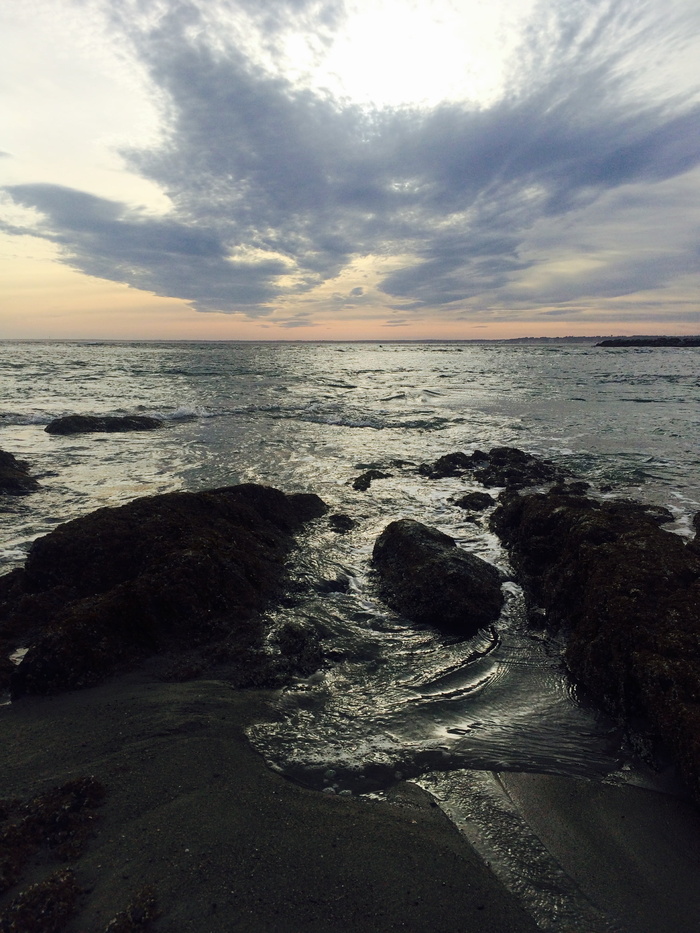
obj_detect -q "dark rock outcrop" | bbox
[352,470,391,491]
[550,481,591,496]
[453,492,495,511]
[492,490,700,803]
[689,512,700,557]
[418,451,485,479]
[372,519,504,635]
[0,450,39,495]
[473,447,570,489]
[328,513,355,534]
[270,621,325,678]
[45,414,162,435]
[0,484,327,696]
[417,447,569,489]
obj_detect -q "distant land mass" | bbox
[596,336,700,347]
[499,336,610,343]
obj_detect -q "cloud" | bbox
[5,183,287,311]
[277,317,319,328]
[3,0,700,325]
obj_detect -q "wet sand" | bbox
[4,670,700,932]
[499,771,700,933]
[0,672,539,932]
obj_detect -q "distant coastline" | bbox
[596,336,700,347]
[2,334,698,346]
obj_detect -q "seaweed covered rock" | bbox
[0,484,327,696]
[372,519,504,635]
[473,447,569,489]
[453,492,495,511]
[352,469,391,491]
[0,450,39,495]
[45,414,162,435]
[417,447,569,489]
[492,490,700,803]
[418,451,485,479]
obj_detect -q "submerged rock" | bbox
[453,492,495,511]
[352,469,391,491]
[0,450,39,495]
[0,484,327,696]
[45,414,162,434]
[328,513,355,534]
[492,489,700,804]
[372,519,504,635]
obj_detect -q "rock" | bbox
[372,519,504,635]
[474,447,570,489]
[550,481,591,496]
[45,414,162,435]
[595,499,674,526]
[417,447,568,489]
[453,492,495,511]
[0,450,39,495]
[315,575,351,594]
[352,470,391,491]
[492,489,700,804]
[418,451,487,479]
[688,512,700,556]
[328,513,355,534]
[0,484,327,697]
[0,654,13,693]
[271,621,325,677]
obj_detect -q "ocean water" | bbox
[2,339,699,930]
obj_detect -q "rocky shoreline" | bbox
[492,487,700,803]
[2,445,700,931]
[1,485,327,698]
[3,445,699,796]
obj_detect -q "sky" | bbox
[1,0,699,340]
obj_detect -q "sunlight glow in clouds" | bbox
[0,2,166,209]
[280,0,534,108]
[1,0,699,339]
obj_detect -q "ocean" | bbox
[2,339,699,929]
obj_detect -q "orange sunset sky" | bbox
[2,0,699,341]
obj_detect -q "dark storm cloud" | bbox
[4,0,700,318]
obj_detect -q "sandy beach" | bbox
[0,669,541,933]
[3,474,700,931]
[499,771,700,933]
